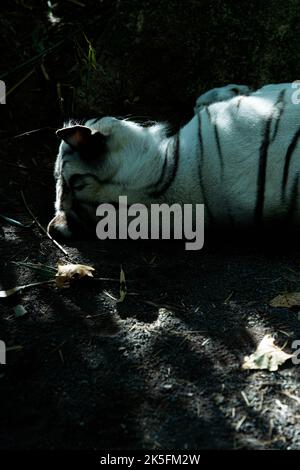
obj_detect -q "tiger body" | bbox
[48,83,300,238]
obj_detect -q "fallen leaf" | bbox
[270,292,300,308]
[242,335,293,371]
[118,266,127,302]
[14,305,27,317]
[55,263,95,288]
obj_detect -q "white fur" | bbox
[49,83,300,236]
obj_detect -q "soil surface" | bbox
[1,136,300,450]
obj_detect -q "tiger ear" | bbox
[56,125,92,148]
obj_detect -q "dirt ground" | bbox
[1,135,300,450]
[1,0,300,451]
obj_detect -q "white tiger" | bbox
[47,82,300,238]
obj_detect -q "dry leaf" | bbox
[14,305,27,317]
[55,263,95,288]
[118,266,127,302]
[270,292,300,308]
[242,335,293,371]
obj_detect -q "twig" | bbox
[241,391,251,407]
[67,0,86,6]
[224,291,234,304]
[0,160,28,169]
[40,64,50,81]
[21,190,69,258]
[6,345,23,352]
[12,127,57,140]
[6,69,35,97]
[57,82,64,115]
[89,277,130,282]
[258,391,265,411]
[236,415,246,431]
[281,391,300,405]
[0,38,66,81]
[11,261,56,274]
[268,419,274,439]
[103,290,119,301]
[0,279,55,298]
[58,350,65,364]
[0,214,34,228]
[0,9,115,82]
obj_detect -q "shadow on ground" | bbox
[1,142,300,449]
[1,0,300,448]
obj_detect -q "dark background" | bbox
[1,0,300,451]
[2,0,300,131]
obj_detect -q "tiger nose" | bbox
[47,211,72,239]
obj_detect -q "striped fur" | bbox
[48,83,300,238]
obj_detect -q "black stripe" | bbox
[144,146,168,193]
[286,173,299,222]
[197,113,214,221]
[69,174,89,191]
[206,106,224,171]
[87,117,101,125]
[254,113,274,225]
[236,97,243,109]
[271,90,286,142]
[205,106,212,122]
[254,92,285,225]
[212,114,232,223]
[213,123,224,172]
[69,173,100,190]
[282,127,300,198]
[208,104,230,221]
[70,199,98,227]
[68,172,122,190]
[148,135,180,198]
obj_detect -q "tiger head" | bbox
[47,117,167,239]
